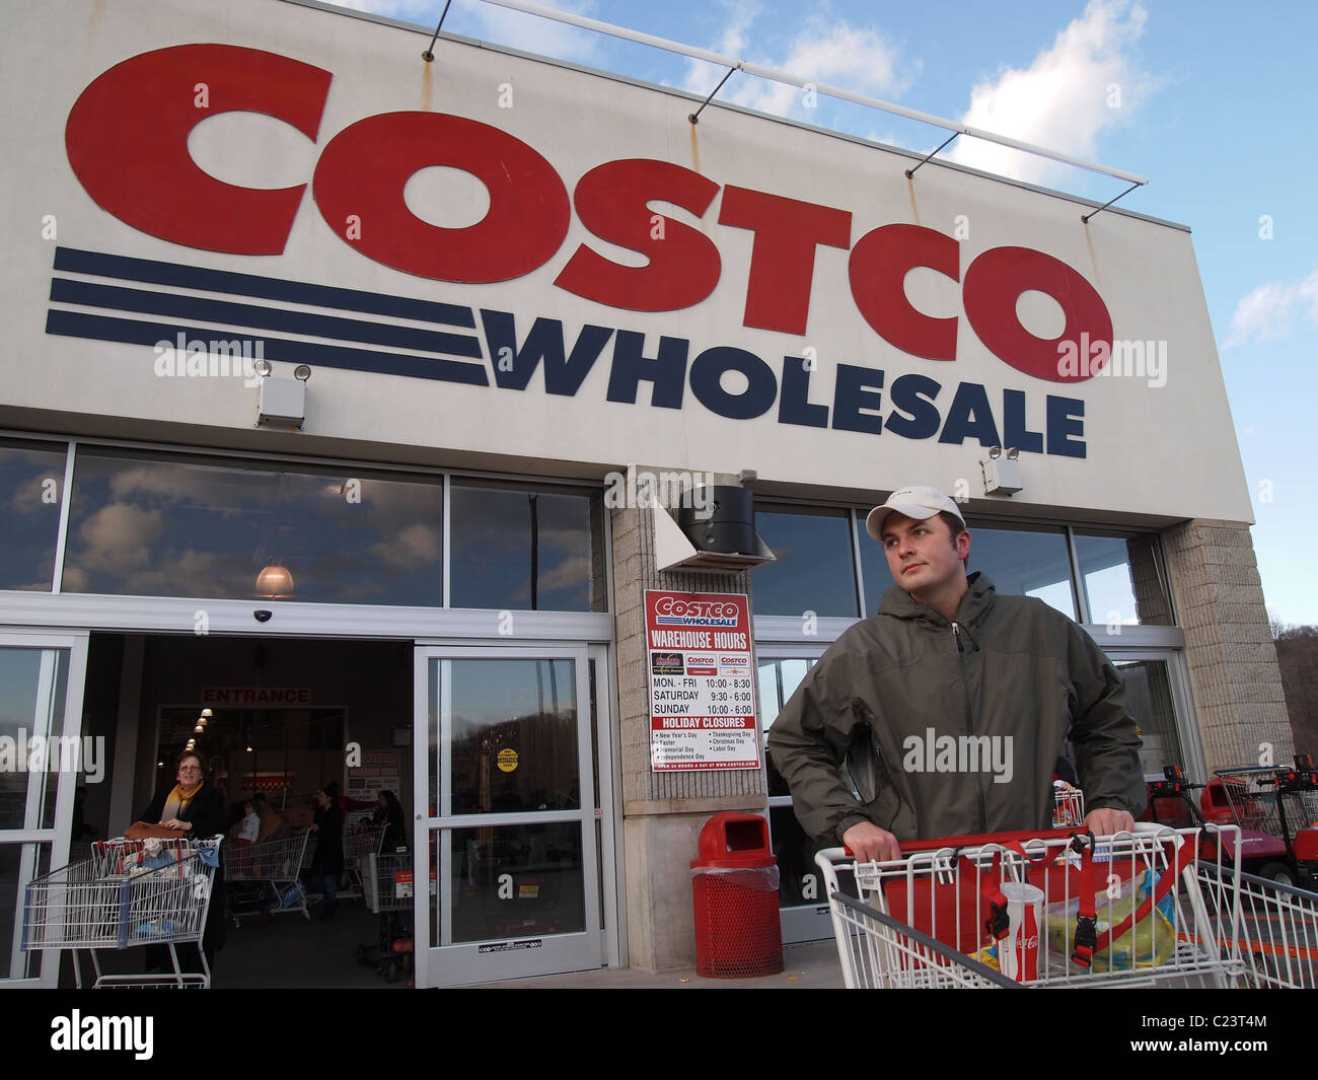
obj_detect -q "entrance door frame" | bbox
[0,628,89,989]
[411,642,617,987]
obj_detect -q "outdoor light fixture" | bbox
[256,361,308,430]
[981,446,1024,497]
[194,724,204,734]
[246,746,254,753]
[200,709,213,718]
[256,563,296,598]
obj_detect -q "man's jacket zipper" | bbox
[951,620,987,832]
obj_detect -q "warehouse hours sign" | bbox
[646,590,759,772]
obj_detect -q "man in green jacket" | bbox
[766,485,1146,862]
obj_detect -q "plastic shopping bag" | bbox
[1044,867,1178,972]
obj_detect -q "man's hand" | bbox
[1085,807,1135,835]
[841,821,901,863]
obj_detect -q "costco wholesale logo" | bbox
[54,44,1120,457]
[653,598,740,627]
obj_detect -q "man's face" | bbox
[880,513,970,594]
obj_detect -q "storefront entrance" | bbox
[411,645,615,988]
[0,630,616,989]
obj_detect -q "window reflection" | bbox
[759,658,811,797]
[0,648,66,831]
[63,448,444,604]
[1076,532,1171,626]
[449,660,580,815]
[753,508,858,617]
[449,481,605,612]
[0,440,66,591]
[1114,660,1182,776]
[450,822,585,942]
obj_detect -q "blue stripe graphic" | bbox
[53,246,477,328]
[50,277,483,358]
[45,310,490,387]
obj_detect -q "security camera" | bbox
[254,610,273,623]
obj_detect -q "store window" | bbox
[752,507,859,617]
[449,480,606,612]
[859,518,1077,619]
[1075,532,1173,626]
[1113,659,1184,776]
[0,439,66,592]
[62,447,445,604]
[757,656,820,912]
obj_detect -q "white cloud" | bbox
[371,523,443,568]
[74,504,164,575]
[328,0,602,63]
[682,2,915,121]
[1224,267,1318,348]
[945,0,1152,184]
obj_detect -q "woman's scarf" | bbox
[161,780,204,822]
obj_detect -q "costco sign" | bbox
[58,43,1119,457]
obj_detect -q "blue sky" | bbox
[327,0,1317,626]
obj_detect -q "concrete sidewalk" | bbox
[474,939,844,989]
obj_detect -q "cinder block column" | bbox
[611,466,768,971]
[1161,520,1293,773]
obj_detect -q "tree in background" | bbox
[1274,623,1318,758]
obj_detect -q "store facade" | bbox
[0,0,1293,985]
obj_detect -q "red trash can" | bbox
[690,812,783,978]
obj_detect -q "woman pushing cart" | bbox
[21,834,223,989]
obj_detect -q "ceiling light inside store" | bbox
[256,563,295,598]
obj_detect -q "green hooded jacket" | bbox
[765,570,1147,845]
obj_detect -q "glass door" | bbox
[756,648,833,945]
[0,630,88,988]
[411,646,606,987]
[1105,650,1203,783]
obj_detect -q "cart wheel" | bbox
[1258,862,1295,887]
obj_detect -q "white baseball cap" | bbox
[865,485,965,541]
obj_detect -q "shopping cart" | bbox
[225,829,312,926]
[1195,861,1318,988]
[21,836,223,989]
[359,851,422,983]
[1213,759,1318,886]
[815,822,1295,989]
[1051,782,1085,828]
[342,823,386,900]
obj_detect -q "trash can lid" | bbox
[690,851,777,870]
[690,812,775,869]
